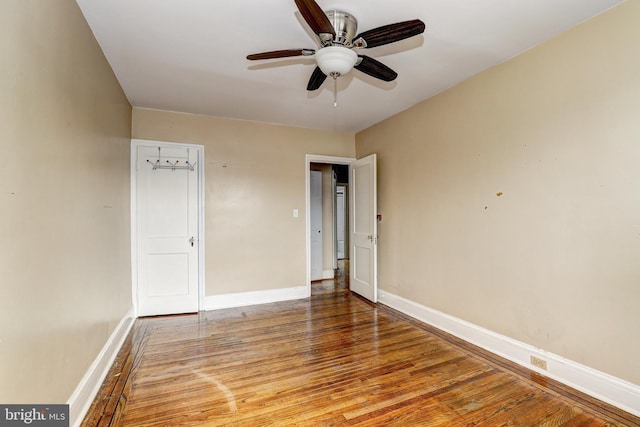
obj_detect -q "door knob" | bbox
[189,236,195,247]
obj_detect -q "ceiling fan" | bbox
[246,0,425,94]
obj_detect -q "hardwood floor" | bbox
[83,262,639,426]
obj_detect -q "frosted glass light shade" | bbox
[315,46,358,76]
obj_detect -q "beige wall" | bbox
[356,2,639,385]
[132,109,354,295]
[0,0,132,403]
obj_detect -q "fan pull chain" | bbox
[331,72,340,107]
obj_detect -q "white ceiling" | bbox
[76,0,624,133]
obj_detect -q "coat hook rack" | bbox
[146,147,196,171]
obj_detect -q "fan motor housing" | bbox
[324,10,358,47]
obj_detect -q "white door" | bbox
[349,154,377,302]
[136,144,200,316]
[336,186,346,259]
[310,170,323,281]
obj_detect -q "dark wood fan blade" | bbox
[307,66,327,91]
[354,56,398,82]
[247,49,311,60]
[295,0,336,36]
[355,19,425,48]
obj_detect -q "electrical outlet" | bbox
[530,356,547,370]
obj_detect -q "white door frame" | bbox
[305,154,355,296]
[131,139,206,316]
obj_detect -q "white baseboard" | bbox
[378,290,640,417]
[322,269,335,280]
[204,286,308,311]
[67,306,136,427]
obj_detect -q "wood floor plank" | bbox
[82,262,640,426]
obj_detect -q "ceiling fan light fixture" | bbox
[247,0,426,93]
[315,46,358,78]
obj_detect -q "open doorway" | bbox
[309,163,349,281]
[305,155,354,296]
[309,162,350,297]
[305,154,378,302]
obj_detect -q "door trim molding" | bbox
[305,155,355,296]
[131,139,205,315]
